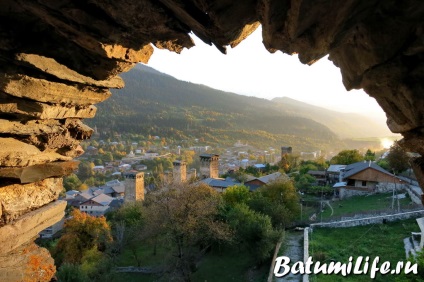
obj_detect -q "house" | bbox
[200,177,240,192]
[135,164,147,171]
[254,164,266,170]
[334,161,404,199]
[85,146,98,155]
[307,170,327,186]
[243,172,287,191]
[119,163,131,171]
[93,165,105,173]
[96,179,126,198]
[79,193,114,216]
[65,190,80,199]
[66,192,93,208]
[245,171,285,186]
[327,164,347,184]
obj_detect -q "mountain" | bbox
[88,64,388,151]
[271,97,392,138]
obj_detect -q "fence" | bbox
[310,209,424,228]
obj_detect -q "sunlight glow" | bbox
[380,138,394,149]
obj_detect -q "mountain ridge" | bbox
[271,96,391,138]
[89,64,391,151]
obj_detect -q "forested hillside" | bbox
[89,64,386,151]
[271,97,391,138]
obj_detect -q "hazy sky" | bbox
[147,26,387,123]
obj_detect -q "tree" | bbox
[279,154,300,173]
[181,150,196,165]
[77,161,94,181]
[294,174,316,192]
[107,202,146,265]
[330,149,364,165]
[103,152,114,162]
[386,141,410,173]
[299,163,318,175]
[56,263,89,282]
[55,209,112,264]
[222,185,251,206]
[251,180,300,228]
[224,203,280,261]
[143,183,232,281]
[364,149,376,161]
[63,174,82,191]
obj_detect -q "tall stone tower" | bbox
[173,160,187,183]
[124,172,144,202]
[281,146,292,157]
[199,154,219,179]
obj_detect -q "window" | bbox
[362,181,366,186]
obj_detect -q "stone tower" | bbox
[199,154,219,179]
[173,160,187,183]
[124,172,144,202]
[281,146,293,158]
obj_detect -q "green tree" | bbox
[386,141,410,173]
[364,149,376,161]
[222,185,251,206]
[299,163,318,175]
[56,263,89,282]
[77,161,94,181]
[330,149,364,165]
[251,180,300,228]
[63,174,82,191]
[224,203,280,261]
[107,202,146,264]
[103,152,113,162]
[294,174,316,192]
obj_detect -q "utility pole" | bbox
[300,201,303,221]
[391,170,399,212]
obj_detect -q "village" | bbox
[34,133,424,281]
[41,134,423,240]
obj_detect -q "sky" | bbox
[147,26,387,124]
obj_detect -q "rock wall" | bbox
[0,0,422,280]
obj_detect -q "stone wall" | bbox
[303,227,310,282]
[339,188,370,199]
[310,210,424,228]
[0,1,422,280]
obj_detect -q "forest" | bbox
[88,64,383,152]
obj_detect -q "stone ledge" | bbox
[0,242,55,282]
[0,200,66,256]
[16,53,125,89]
[0,178,63,226]
[0,118,92,138]
[0,73,111,106]
[0,161,78,183]
[0,92,97,119]
[0,138,72,167]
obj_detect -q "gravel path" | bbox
[275,231,304,282]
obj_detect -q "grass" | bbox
[192,248,269,282]
[114,240,170,267]
[319,192,417,221]
[309,218,419,281]
[109,242,269,282]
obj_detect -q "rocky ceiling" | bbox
[0,0,423,280]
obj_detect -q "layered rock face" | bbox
[0,0,422,280]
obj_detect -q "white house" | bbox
[79,194,114,216]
